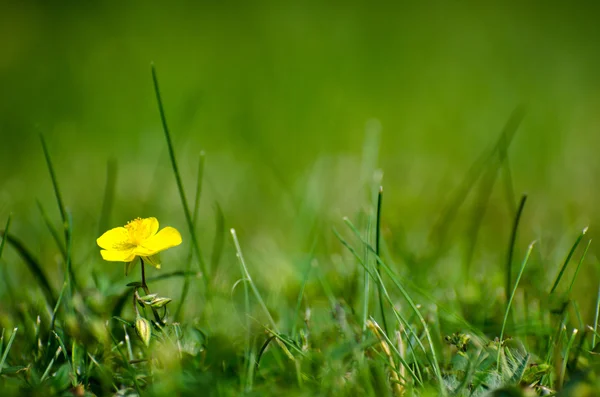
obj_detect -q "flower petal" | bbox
[140,217,159,239]
[139,227,182,255]
[97,227,133,250]
[100,248,136,262]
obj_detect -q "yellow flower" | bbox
[96,217,182,269]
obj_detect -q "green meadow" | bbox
[1,2,600,395]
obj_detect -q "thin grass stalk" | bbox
[37,201,66,260]
[334,226,441,391]
[558,328,578,389]
[593,284,600,348]
[566,239,591,297]
[506,194,527,309]
[151,64,209,291]
[550,227,588,294]
[230,228,277,329]
[0,216,10,261]
[375,186,389,337]
[175,152,205,320]
[341,219,445,392]
[362,216,371,340]
[497,241,536,371]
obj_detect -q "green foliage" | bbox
[2,4,600,395]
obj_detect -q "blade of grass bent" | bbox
[151,64,209,291]
[429,107,525,259]
[0,231,56,307]
[464,110,525,275]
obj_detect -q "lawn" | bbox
[1,2,600,396]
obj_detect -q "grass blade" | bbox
[0,328,18,375]
[558,328,578,389]
[566,239,591,297]
[230,228,277,330]
[210,203,225,275]
[506,194,527,308]
[40,134,67,233]
[40,135,78,293]
[593,284,600,348]
[175,152,206,320]
[0,232,56,307]
[337,221,446,394]
[375,186,389,337]
[151,64,209,291]
[0,215,11,262]
[37,201,66,260]
[497,241,536,370]
[509,352,530,384]
[429,107,525,259]
[550,227,588,294]
[98,159,117,236]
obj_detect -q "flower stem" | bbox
[141,258,148,293]
[137,258,164,325]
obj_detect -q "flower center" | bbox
[125,218,149,245]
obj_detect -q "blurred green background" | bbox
[1,1,600,316]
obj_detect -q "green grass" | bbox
[3,4,600,394]
[1,73,600,396]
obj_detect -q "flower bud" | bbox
[135,317,151,347]
[150,297,172,308]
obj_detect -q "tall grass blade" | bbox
[375,187,389,337]
[40,135,78,292]
[151,64,209,290]
[593,284,600,348]
[361,216,371,339]
[506,194,527,308]
[0,215,11,262]
[210,203,225,274]
[0,232,56,307]
[558,328,578,389]
[550,227,588,294]
[464,110,525,274]
[566,239,590,297]
[0,328,18,375]
[291,259,312,339]
[37,201,66,260]
[337,221,446,394]
[429,107,525,259]
[175,152,206,320]
[40,135,67,234]
[98,159,117,236]
[230,228,277,330]
[497,241,536,370]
